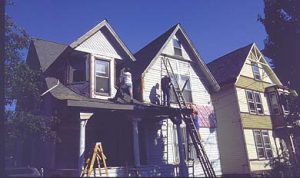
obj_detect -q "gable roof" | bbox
[27,38,68,72]
[207,43,253,87]
[70,19,136,61]
[132,24,220,92]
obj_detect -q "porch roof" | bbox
[44,77,191,116]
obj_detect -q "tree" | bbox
[4,14,58,166]
[259,0,300,93]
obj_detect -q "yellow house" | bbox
[207,43,292,176]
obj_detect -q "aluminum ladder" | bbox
[162,56,216,178]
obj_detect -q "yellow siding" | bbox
[236,76,273,92]
[241,113,272,129]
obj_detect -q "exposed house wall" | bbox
[211,86,249,174]
[141,34,221,176]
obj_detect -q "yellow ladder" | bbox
[81,142,108,177]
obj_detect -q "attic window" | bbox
[69,57,87,83]
[251,62,261,80]
[173,39,182,56]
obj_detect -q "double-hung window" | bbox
[246,90,264,114]
[251,62,261,80]
[173,39,182,56]
[95,59,110,95]
[253,130,273,159]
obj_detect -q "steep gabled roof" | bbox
[132,24,177,78]
[207,43,253,87]
[27,38,68,72]
[70,19,136,61]
[132,24,220,92]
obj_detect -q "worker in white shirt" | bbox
[121,67,133,102]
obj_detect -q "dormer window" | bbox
[251,62,261,80]
[173,39,182,56]
[69,56,87,83]
[95,59,110,95]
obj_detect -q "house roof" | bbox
[70,19,136,61]
[28,38,69,72]
[132,24,220,92]
[44,77,191,114]
[207,43,253,87]
[132,24,177,78]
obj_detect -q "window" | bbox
[95,59,110,95]
[253,130,273,159]
[246,90,264,114]
[69,57,87,83]
[251,62,261,80]
[269,92,280,114]
[173,39,182,56]
[170,74,192,103]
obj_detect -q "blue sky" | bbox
[6,0,267,63]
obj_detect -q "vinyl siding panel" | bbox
[211,86,249,174]
[261,93,270,115]
[241,113,272,129]
[75,29,122,59]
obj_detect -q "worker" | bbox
[120,67,133,103]
[161,75,172,107]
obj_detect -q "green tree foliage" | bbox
[5,14,58,165]
[259,0,300,92]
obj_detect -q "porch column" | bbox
[175,118,188,177]
[132,118,141,167]
[78,112,93,175]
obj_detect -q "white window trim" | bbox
[245,90,264,115]
[253,130,273,160]
[90,54,116,99]
[251,62,261,80]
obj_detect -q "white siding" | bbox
[194,128,222,177]
[244,129,258,160]
[143,55,211,105]
[75,29,122,59]
[261,93,270,115]
[142,34,220,175]
[236,87,248,113]
[161,35,191,60]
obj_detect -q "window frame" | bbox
[245,90,264,115]
[268,92,280,115]
[94,58,111,96]
[253,130,273,160]
[251,62,261,80]
[173,39,183,56]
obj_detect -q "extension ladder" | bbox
[81,142,108,177]
[162,56,216,178]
